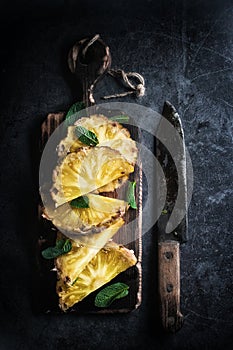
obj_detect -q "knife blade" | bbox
[156,101,188,332]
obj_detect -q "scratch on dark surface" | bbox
[184,318,222,332]
[201,47,233,63]
[190,5,233,66]
[190,27,215,66]
[191,68,232,82]
[136,30,233,63]
[217,98,233,108]
[185,309,233,325]
[184,316,216,328]
[182,101,193,119]
[181,0,187,73]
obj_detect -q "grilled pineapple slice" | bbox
[55,218,124,286]
[57,241,137,310]
[44,194,128,235]
[57,115,137,165]
[51,146,134,206]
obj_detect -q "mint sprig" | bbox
[75,126,99,146]
[110,115,129,123]
[127,181,137,209]
[94,282,129,308]
[42,239,72,259]
[65,101,86,126]
[65,101,85,120]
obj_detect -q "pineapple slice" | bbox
[51,146,134,206]
[55,219,124,286]
[94,175,128,193]
[57,115,137,165]
[99,138,137,165]
[74,115,130,137]
[57,241,137,311]
[44,194,128,235]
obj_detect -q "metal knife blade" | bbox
[157,101,188,243]
[156,101,188,332]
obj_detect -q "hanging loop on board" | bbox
[68,34,145,104]
[102,69,145,99]
[68,34,111,105]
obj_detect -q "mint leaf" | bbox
[114,288,129,299]
[110,115,129,123]
[62,239,72,253]
[42,239,72,259]
[70,196,89,208]
[41,247,61,259]
[56,239,67,250]
[65,101,86,126]
[127,181,137,209]
[75,126,99,146]
[94,282,129,308]
[65,101,85,120]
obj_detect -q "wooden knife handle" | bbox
[158,241,184,332]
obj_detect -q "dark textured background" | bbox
[0,0,232,349]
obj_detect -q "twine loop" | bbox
[102,69,145,99]
[136,83,146,97]
[75,34,145,103]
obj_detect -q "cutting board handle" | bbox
[158,241,184,332]
[68,34,111,106]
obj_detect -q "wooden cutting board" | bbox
[36,112,142,314]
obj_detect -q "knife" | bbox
[156,101,188,332]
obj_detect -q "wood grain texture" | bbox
[158,241,184,332]
[38,112,142,314]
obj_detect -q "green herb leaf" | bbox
[94,282,129,308]
[65,101,85,120]
[56,239,67,250]
[127,181,137,209]
[65,101,86,126]
[75,126,99,146]
[162,209,168,215]
[114,288,129,299]
[41,247,61,259]
[70,196,89,208]
[42,239,72,259]
[110,115,129,123]
[62,239,72,254]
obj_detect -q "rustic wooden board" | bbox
[37,112,142,314]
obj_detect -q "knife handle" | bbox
[158,241,184,332]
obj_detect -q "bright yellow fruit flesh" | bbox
[57,115,137,165]
[51,146,134,206]
[55,218,124,286]
[47,115,138,310]
[44,194,128,235]
[57,240,137,311]
[93,175,128,193]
